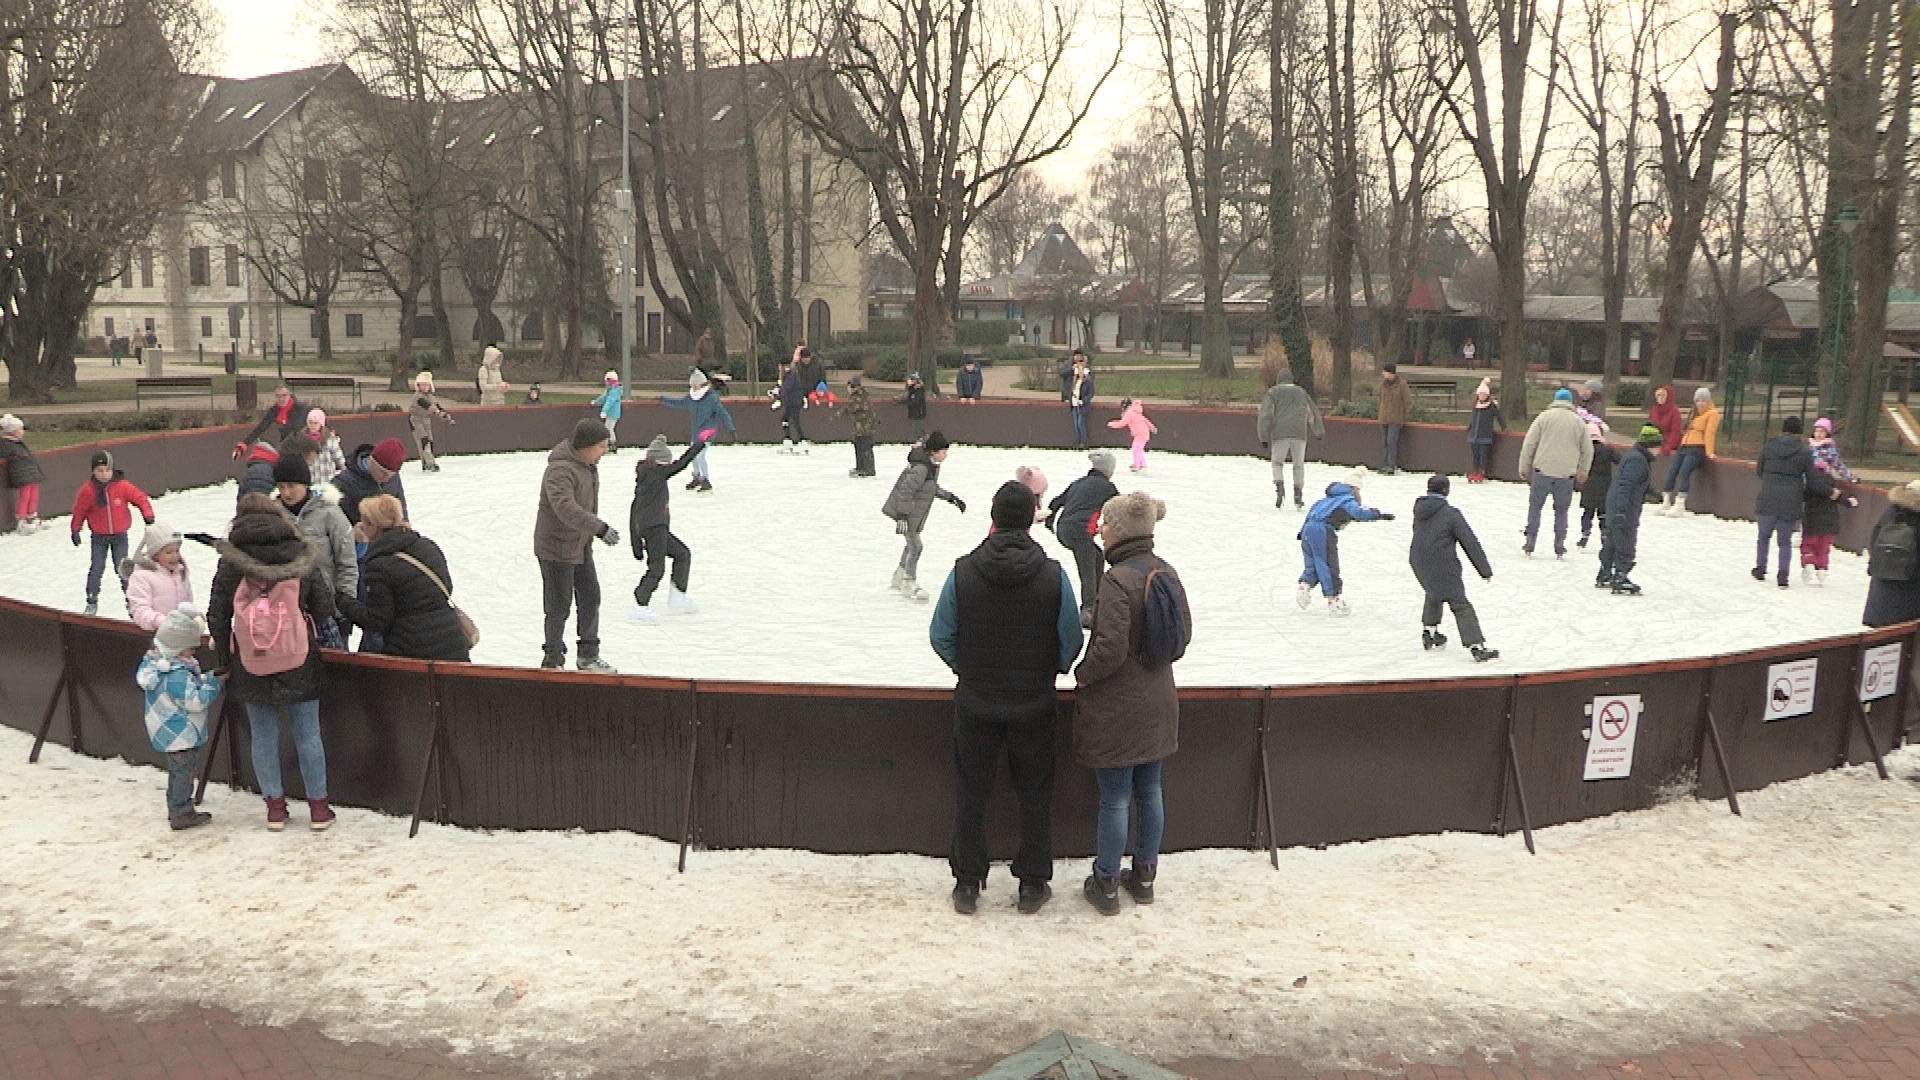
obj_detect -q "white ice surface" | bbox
[3,726,1920,1077]
[0,444,1874,685]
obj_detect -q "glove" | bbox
[1043,510,1058,530]
[948,495,967,513]
[895,519,909,535]
[143,516,155,526]
[1378,512,1396,521]
[71,532,82,547]
[1260,442,1269,450]
[232,441,247,461]
[598,526,621,547]
[185,531,218,547]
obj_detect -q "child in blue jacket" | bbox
[659,370,736,492]
[1296,467,1392,616]
[136,605,225,830]
[591,371,625,452]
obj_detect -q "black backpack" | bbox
[1870,517,1920,581]
[1122,557,1191,666]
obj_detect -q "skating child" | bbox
[1578,420,1616,548]
[1464,379,1504,482]
[0,413,46,533]
[897,371,929,441]
[882,431,964,601]
[659,370,736,492]
[305,408,346,483]
[121,522,193,633]
[408,372,456,472]
[137,605,224,831]
[1108,397,1159,472]
[988,466,1048,537]
[238,441,279,497]
[591,371,625,452]
[839,375,880,477]
[626,433,713,623]
[1046,451,1120,627]
[1409,474,1498,662]
[1599,425,1663,594]
[1802,416,1861,585]
[70,450,155,616]
[1295,467,1392,616]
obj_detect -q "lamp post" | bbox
[617,21,634,393]
[1827,203,1860,418]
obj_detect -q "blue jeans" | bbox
[1382,423,1403,471]
[245,700,327,800]
[87,532,129,604]
[1071,405,1090,446]
[1094,761,1165,879]
[1664,445,1706,494]
[166,747,201,820]
[691,445,710,481]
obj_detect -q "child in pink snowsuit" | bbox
[1108,397,1158,472]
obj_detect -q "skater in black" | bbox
[1599,425,1663,594]
[627,433,711,622]
[897,371,929,440]
[1408,474,1498,662]
[1578,420,1616,548]
[1044,450,1120,626]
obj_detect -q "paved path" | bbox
[6,988,1920,1080]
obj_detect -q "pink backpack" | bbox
[231,576,310,676]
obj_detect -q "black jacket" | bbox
[1581,441,1617,512]
[1805,479,1846,535]
[333,445,409,525]
[1606,444,1656,527]
[1408,495,1492,596]
[244,398,316,447]
[1865,497,1920,626]
[338,527,469,661]
[903,382,927,419]
[1756,434,1828,520]
[629,440,705,540]
[1,438,44,487]
[956,364,984,398]
[1048,469,1120,546]
[1465,402,1505,443]
[205,513,334,705]
[950,530,1066,720]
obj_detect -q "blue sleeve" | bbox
[717,401,736,433]
[929,572,960,671]
[188,671,223,710]
[660,395,690,409]
[1347,497,1383,522]
[1056,567,1085,672]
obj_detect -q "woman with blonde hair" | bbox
[337,494,470,661]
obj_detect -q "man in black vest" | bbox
[930,481,1085,915]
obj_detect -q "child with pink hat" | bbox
[1801,416,1861,585]
[304,408,346,483]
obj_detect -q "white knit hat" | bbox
[1346,465,1369,490]
[0,413,21,434]
[154,604,206,656]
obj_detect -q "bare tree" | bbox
[1086,117,1189,351]
[1268,0,1316,389]
[1439,0,1568,422]
[972,168,1065,278]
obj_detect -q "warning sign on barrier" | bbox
[1860,643,1903,703]
[1582,693,1643,781]
[1765,658,1818,721]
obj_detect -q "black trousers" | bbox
[782,404,807,442]
[853,435,876,475]
[540,553,601,662]
[1421,585,1485,647]
[950,704,1056,886]
[1599,516,1639,578]
[1065,535,1104,611]
[634,524,690,604]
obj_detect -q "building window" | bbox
[338,161,363,203]
[189,246,210,286]
[228,305,243,339]
[646,312,661,353]
[522,313,543,342]
[303,158,327,201]
[344,313,364,337]
[140,249,154,288]
[104,317,115,339]
[201,316,214,338]
[225,244,241,286]
[191,169,208,202]
[800,153,813,282]
[120,251,132,288]
[221,159,237,198]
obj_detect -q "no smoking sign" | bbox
[1583,693,1643,781]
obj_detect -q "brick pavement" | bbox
[6,989,1920,1079]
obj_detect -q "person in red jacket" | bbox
[70,450,155,616]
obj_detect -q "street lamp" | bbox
[1828,203,1860,417]
[617,20,634,394]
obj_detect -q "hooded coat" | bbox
[1647,391,1685,454]
[1107,400,1157,441]
[1756,433,1832,521]
[121,538,193,632]
[205,512,333,705]
[1865,484,1920,627]
[337,527,469,661]
[1606,443,1657,525]
[928,529,1081,722]
[332,445,408,525]
[1378,373,1413,425]
[68,471,154,537]
[1256,374,1324,443]
[478,348,507,406]
[1582,440,1619,513]
[0,437,44,486]
[1073,535,1186,769]
[955,363,984,399]
[1047,468,1120,545]
[882,445,952,532]
[534,440,607,564]
[1408,494,1493,596]
[284,484,360,599]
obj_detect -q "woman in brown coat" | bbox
[1074,490,1188,915]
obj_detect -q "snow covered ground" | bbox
[0,443,1873,686]
[4,726,1920,1076]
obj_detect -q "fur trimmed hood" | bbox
[1892,481,1920,512]
[213,513,319,583]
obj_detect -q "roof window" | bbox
[242,102,265,119]
[216,106,236,122]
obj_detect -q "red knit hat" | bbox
[371,438,406,471]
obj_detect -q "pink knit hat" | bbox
[1814,416,1833,434]
[305,408,327,430]
[1016,465,1048,498]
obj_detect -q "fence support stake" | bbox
[409,664,445,839]
[1701,710,1741,817]
[27,670,67,765]
[1500,682,1535,856]
[678,680,701,874]
[1257,687,1279,870]
[1855,699,1891,781]
[193,692,231,804]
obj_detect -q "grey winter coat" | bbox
[534,440,607,564]
[205,513,334,705]
[882,446,953,532]
[1072,535,1185,769]
[1257,377,1324,443]
[288,484,359,599]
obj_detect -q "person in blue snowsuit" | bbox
[590,371,626,452]
[659,369,736,493]
[1296,468,1391,616]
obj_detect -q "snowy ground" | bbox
[0,444,1873,685]
[4,725,1920,1076]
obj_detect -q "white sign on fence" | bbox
[1582,693,1643,781]
[1765,658,1819,721]
[1860,643,1903,703]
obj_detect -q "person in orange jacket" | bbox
[1660,387,1719,514]
[70,449,155,616]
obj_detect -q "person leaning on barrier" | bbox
[338,494,470,662]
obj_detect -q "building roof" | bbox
[180,65,358,155]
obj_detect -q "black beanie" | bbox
[272,456,312,486]
[572,418,612,450]
[991,480,1034,531]
[90,450,113,471]
[1783,415,1803,435]
[1427,473,1450,495]
[923,430,950,453]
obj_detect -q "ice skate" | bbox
[1326,596,1351,617]
[780,439,795,454]
[1521,543,1534,558]
[1595,572,1612,589]
[1294,583,1313,610]
[695,477,713,493]
[668,587,699,614]
[1470,644,1500,663]
[1294,497,1305,510]
[1801,565,1813,585]
[1422,628,1447,650]
[1577,532,1590,548]
[901,578,929,602]
[798,440,811,455]
[1275,488,1286,509]
[686,476,701,491]
[83,601,97,616]
[891,567,908,593]
[625,604,658,623]
[1610,574,1642,596]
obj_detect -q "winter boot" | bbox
[1751,567,1766,582]
[1327,596,1352,617]
[309,798,335,832]
[1016,882,1051,914]
[170,811,212,831]
[668,587,699,614]
[696,477,713,493]
[1120,862,1156,904]
[686,476,701,490]
[1083,871,1122,916]
[1611,574,1642,596]
[1275,486,1286,509]
[1470,644,1500,663]
[1422,627,1448,650]
[1577,530,1590,548]
[891,567,908,592]
[265,796,288,832]
[951,880,980,915]
[1817,568,1828,586]
[1294,584,1313,610]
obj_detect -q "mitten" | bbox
[895,519,909,535]
[71,532,82,547]
[1378,512,1396,521]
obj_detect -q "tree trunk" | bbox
[1648,15,1737,392]
[907,210,944,388]
[429,263,456,371]
[316,299,334,360]
[1198,228,1232,378]
[1494,212,1529,423]
[388,291,421,392]
[1841,1,1914,458]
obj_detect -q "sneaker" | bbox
[952,880,980,915]
[1611,575,1642,596]
[780,439,794,454]
[1294,584,1313,610]
[901,580,929,603]
[1083,872,1122,916]
[265,797,288,832]
[891,567,907,592]
[1422,628,1447,650]
[83,601,98,616]
[169,811,212,831]
[668,588,699,614]
[625,604,658,623]
[1120,863,1155,904]
[576,657,617,673]
[1016,882,1051,914]
[308,798,335,832]
[1470,644,1501,663]
[1327,596,1351,617]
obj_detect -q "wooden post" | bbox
[1257,688,1280,869]
[678,680,702,874]
[192,692,231,805]
[409,664,445,839]
[27,671,67,765]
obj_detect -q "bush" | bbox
[1332,398,1378,419]
[955,319,1020,346]
[984,343,1048,363]
[872,352,910,383]
[724,351,780,382]
[837,319,910,346]
[1614,381,1647,408]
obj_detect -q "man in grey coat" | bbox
[535,418,621,671]
[1256,368,1324,509]
[1516,388,1593,558]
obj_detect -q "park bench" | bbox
[133,375,214,410]
[1408,379,1459,409]
[286,375,362,410]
